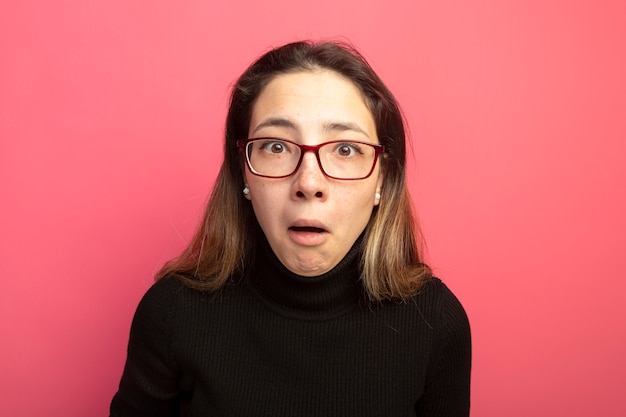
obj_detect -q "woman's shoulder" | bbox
[415,277,465,307]
[129,277,187,332]
[396,277,470,333]
[139,275,236,309]
[135,275,248,325]
[136,276,189,313]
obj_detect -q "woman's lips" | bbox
[287,225,329,246]
[288,226,326,233]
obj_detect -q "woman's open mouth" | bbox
[287,224,329,246]
[288,226,326,233]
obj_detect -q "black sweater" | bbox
[110,238,471,416]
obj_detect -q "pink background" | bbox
[1,1,625,416]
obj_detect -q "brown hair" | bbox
[157,40,431,300]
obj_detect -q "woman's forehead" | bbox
[248,70,376,140]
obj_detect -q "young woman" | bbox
[110,40,471,416]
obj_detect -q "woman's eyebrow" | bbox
[323,122,370,138]
[251,117,297,134]
[252,118,370,138]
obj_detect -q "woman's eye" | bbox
[261,141,288,154]
[335,143,361,157]
[270,142,284,153]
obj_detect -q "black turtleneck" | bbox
[247,235,364,319]
[110,238,471,416]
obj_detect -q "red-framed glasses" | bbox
[237,138,384,180]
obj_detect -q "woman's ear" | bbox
[374,170,383,206]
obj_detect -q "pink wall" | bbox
[1,1,625,415]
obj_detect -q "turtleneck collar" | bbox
[246,235,365,320]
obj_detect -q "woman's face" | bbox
[244,70,383,276]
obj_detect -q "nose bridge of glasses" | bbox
[299,143,323,154]
[297,145,326,176]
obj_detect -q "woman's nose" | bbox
[292,152,328,200]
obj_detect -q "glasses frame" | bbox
[236,137,385,180]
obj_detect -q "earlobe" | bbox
[374,169,383,206]
[243,186,251,200]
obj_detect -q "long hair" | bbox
[157,40,431,300]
